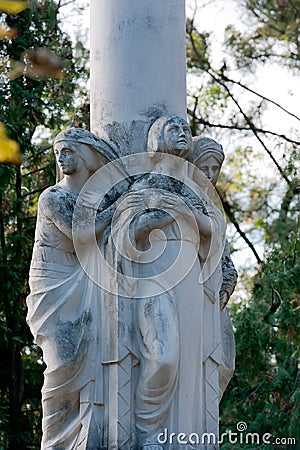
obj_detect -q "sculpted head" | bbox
[147,115,193,160]
[191,136,224,186]
[54,128,118,181]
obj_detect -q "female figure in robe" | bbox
[113,116,226,449]
[191,136,237,401]
[26,128,119,450]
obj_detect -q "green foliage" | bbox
[186,1,300,446]
[225,0,300,70]
[186,19,210,70]
[0,0,298,447]
[0,1,89,448]
[220,153,300,447]
[195,84,229,120]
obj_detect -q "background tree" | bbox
[225,0,299,71]
[0,1,88,448]
[1,0,299,448]
[186,1,299,447]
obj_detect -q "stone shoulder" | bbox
[38,185,77,220]
[38,185,58,203]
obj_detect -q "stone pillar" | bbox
[89,2,190,448]
[90,0,187,155]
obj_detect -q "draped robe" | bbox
[27,185,106,449]
[110,168,226,449]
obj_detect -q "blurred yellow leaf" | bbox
[0,23,18,39]
[0,123,22,165]
[7,60,25,79]
[0,1,28,14]
[22,48,65,80]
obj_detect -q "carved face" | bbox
[162,118,192,159]
[196,154,221,186]
[54,141,81,175]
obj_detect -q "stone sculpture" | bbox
[192,136,237,400]
[83,2,238,447]
[27,123,236,449]
[109,116,226,448]
[26,128,121,449]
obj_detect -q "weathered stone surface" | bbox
[90,0,187,155]
[27,0,238,447]
[26,129,121,450]
[192,136,237,402]
[27,125,237,449]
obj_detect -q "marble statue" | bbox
[85,2,238,447]
[27,124,235,450]
[26,128,121,450]
[192,136,237,400]
[111,116,226,449]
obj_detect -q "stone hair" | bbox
[147,115,191,154]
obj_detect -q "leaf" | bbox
[21,48,65,80]
[0,0,28,14]
[255,217,265,229]
[7,60,24,79]
[0,23,19,39]
[0,123,22,165]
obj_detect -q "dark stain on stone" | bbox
[55,311,92,364]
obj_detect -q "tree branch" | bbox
[21,186,51,198]
[218,190,263,265]
[22,167,47,177]
[219,73,300,122]
[190,96,199,136]
[0,194,7,265]
[187,112,300,145]
[188,25,292,186]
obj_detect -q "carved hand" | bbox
[219,290,229,310]
[115,192,145,215]
[155,192,194,219]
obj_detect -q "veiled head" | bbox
[192,136,224,186]
[54,128,118,181]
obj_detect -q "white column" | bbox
[90,0,187,154]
